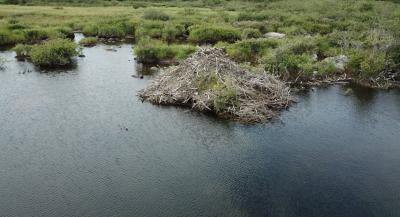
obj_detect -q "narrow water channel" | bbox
[0,40,399,217]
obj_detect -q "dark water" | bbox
[1,40,400,217]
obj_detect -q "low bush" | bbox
[29,39,78,67]
[135,21,186,42]
[119,21,136,36]
[226,38,279,62]
[23,28,49,43]
[143,10,170,21]
[0,28,25,45]
[241,28,262,39]
[359,3,374,12]
[265,52,316,79]
[13,44,32,58]
[51,26,74,39]
[189,25,241,44]
[7,23,27,30]
[237,12,268,21]
[135,20,165,39]
[161,23,186,42]
[79,37,98,47]
[83,22,132,38]
[135,37,196,63]
[97,25,126,38]
[213,78,239,112]
[233,21,268,33]
[347,49,387,77]
[0,29,16,45]
[286,38,318,55]
[82,24,98,36]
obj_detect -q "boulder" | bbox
[264,32,286,39]
[322,55,348,72]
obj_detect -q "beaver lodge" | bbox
[138,48,293,123]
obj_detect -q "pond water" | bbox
[0,40,400,217]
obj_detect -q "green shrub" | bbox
[119,21,136,36]
[288,39,318,55]
[387,42,400,66]
[189,25,241,44]
[135,22,186,42]
[13,44,32,58]
[79,37,98,47]
[143,10,170,21]
[135,37,196,63]
[173,44,197,60]
[347,49,387,77]
[241,28,262,39]
[303,22,333,34]
[97,25,126,38]
[82,24,98,36]
[161,23,185,42]
[83,23,128,38]
[347,50,365,72]
[279,26,306,36]
[264,38,318,77]
[29,39,78,67]
[317,61,338,75]
[226,38,279,62]
[360,52,386,77]
[265,48,316,79]
[359,3,374,12]
[52,26,74,39]
[135,20,165,39]
[23,28,49,43]
[7,23,27,30]
[1,28,29,45]
[213,78,239,112]
[0,29,15,45]
[234,21,268,33]
[237,12,268,21]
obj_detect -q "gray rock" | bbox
[322,55,348,72]
[150,66,158,71]
[264,32,286,39]
[312,53,318,61]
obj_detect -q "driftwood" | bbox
[138,48,293,123]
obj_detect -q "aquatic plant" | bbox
[29,39,78,67]
[79,37,98,47]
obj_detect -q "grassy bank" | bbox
[0,0,399,84]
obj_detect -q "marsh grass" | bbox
[79,37,98,47]
[14,39,78,67]
[135,37,196,63]
[0,0,398,80]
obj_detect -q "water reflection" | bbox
[0,42,399,217]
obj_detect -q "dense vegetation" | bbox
[0,0,399,84]
[14,39,78,67]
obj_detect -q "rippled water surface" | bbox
[1,41,400,217]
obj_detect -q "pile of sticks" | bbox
[138,48,293,123]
